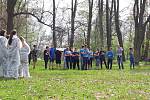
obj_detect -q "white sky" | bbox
[43,0,133,10]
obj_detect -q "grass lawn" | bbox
[0,61,150,100]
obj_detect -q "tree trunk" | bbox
[98,0,104,48]
[6,0,17,34]
[144,23,150,58]
[106,0,112,50]
[114,0,125,61]
[70,0,77,48]
[53,0,57,48]
[87,0,93,48]
[133,0,150,65]
[67,26,70,46]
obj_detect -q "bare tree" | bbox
[53,0,57,48]
[87,0,94,47]
[98,0,104,48]
[106,0,113,50]
[70,0,77,48]
[6,0,17,33]
[144,22,150,59]
[133,0,150,65]
[114,0,125,61]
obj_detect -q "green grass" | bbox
[0,61,150,100]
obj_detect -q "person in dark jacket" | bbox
[55,50,62,68]
[99,49,107,69]
[31,45,38,69]
[72,48,80,70]
[44,46,49,69]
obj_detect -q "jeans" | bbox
[130,58,134,69]
[100,57,107,69]
[64,57,67,69]
[89,58,93,68]
[44,59,49,69]
[83,57,88,70]
[117,56,124,69]
[107,58,113,69]
[73,59,80,70]
[95,58,100,68]
[80,57,83,70]
[66,57,72,69]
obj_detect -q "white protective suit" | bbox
[0,36,7,77]
[5,35,21,79]
[19,42,31,78]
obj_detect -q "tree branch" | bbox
[13,12,52,28]
[144,15,150,27]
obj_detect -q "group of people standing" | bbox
[0,29,135,78]
[63,44,135,70]
[44,44,134,70]
[44,46,62,69]
[0,30,31,79]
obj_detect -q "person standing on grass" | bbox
[82,45,89,70]
[19,36,31,78]
[63,47,67,69]
[72,48,80,70]
[0,30,8,77]
[94,49,100,69]
[129,48,134,69]
[106,47,114,70]
[80,45,85,70]
[31,45,38,69]
[28,51,32,65]
[117,45,124,69]
[88,48,93,70]
[55,50,62,68]
[99,49,108,69]
[44,46,49,69]
[49,45,56,69]
[65,47,72,69]
[70,48,74,69]
[5,30,21,79]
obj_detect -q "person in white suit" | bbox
[0,30,8,77]
[5,30,21,79]
[19,36,31,78]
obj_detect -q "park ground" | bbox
[0,61,149,100]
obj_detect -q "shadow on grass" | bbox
[0,77,25,81]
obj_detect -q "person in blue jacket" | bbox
[106,47,114,70]
[49,45,56,69]
[129,48,134,69]
[80,45,85,70]
[82,45,89,70]
[88,48,93,69]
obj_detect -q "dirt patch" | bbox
[94,92,111,100]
